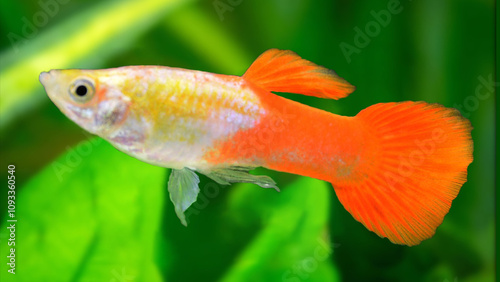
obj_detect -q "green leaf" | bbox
[168,168,200,226]
[0,139,166,281]
[219,177,340,282]
[162,176,339,282]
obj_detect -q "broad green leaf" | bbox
[168,168,200,226]
[0,139,166,281]
[162,175,339,282]
[0,0,193,127]
[219,177,340,282]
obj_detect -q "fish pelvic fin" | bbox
[333,102,473,246]
[243,49,355,99]
[168,168,200,226]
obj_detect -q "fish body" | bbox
[41,67,262,170]
[40,49,473,246]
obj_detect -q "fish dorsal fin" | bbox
[243,49,355,99]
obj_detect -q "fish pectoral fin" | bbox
[168,167,200,226]
[200,166,280,192]
[243,49,355,99]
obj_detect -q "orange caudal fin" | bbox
[333,102,473,246]
[243,49,355,99]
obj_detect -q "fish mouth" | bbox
[39,70,61,102]
[39,70,53,86]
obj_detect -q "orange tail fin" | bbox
[334,102,473,246]
[243,49,355,99]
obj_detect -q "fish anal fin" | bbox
[200,166,279,191]
[243,49,355,99]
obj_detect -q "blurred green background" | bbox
[0,0,495,281]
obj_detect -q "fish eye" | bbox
[69,78,95,102]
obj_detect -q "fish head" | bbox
[40,69,130,136]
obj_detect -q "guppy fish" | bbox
[40,49,472,246]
